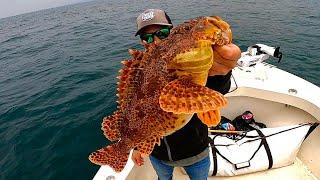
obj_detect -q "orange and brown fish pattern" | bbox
[89,16,231,172]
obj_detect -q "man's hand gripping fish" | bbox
[89,16,232,172]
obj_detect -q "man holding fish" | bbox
[132,9,241,180]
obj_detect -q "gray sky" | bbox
[0,0,91,19]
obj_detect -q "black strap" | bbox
[255,129,273,169]
[210,136,238,166]
[209,123,317,173]
[239,123,314,145]
[303,123,319,141]
[209,132,271,172]
[212,123,315,146]
[210,138,218,176]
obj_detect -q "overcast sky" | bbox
[0,0,92,19]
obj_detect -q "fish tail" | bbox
[89,142,129,172]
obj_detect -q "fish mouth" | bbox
[168,43,214,74]
[195,16,232,46]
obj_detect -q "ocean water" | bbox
[0,0,319,179]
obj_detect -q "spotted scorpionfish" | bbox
[89,16,232,172]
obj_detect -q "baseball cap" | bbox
[135,9,173,36]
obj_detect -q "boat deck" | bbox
[125,96,320,180]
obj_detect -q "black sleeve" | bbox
[205,71,232,95]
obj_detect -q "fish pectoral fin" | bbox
[136,135,161,156]
[89,143,129,172]
[197,109,221,127]
[101,111,121,141]
[159,76,227,114]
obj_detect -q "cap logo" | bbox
[141,11,154,21]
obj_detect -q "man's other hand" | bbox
[131,150,144,166]
[209,44,241,76]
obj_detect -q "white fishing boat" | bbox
[92,44,320,180]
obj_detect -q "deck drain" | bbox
[288,88,298,94]
[106,175,115,180]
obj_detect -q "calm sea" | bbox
[0,0,319,179]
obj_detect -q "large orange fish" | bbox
[89,16,232,172]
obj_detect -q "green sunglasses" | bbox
[140,27,170,44]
